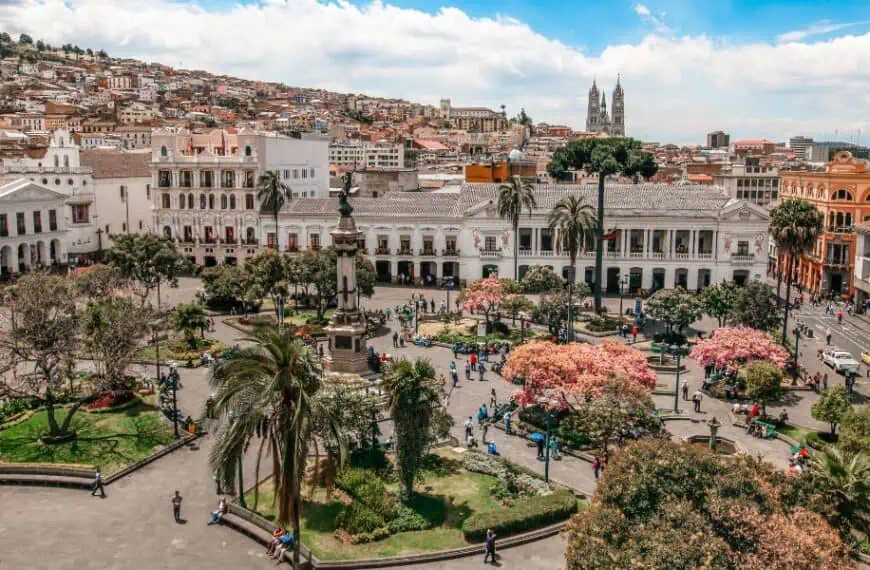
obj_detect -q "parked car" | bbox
[862,350,870,366]
[823,348,860,374]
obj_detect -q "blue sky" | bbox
[5,0,870,144]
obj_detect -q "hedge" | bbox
[461,488,579,541]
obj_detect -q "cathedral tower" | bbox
[585,79,600,132]
[611,75,625,136]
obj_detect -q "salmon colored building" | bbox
[778,151,870,295]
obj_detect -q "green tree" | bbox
[256,170,291,246]
[520,265,562,293]
[0,32,11,43]
[105,234,191,310]
[812,387,853,436]
[547,138,657,312]
[209,330,343,568]
[644,287,702,336]
[730,279,782,331]
[75,264,127,300]
[201,264,249,308]
[97,49,107,59]
[569,377,656,453]
[245,248,289,315]
[534,287,590,337]
[382,357,440,498]
[549,194,596,337]
[804,446,870,537]
[769,199,824,343]
[497,175,536,281]
[171,303,209,347]
[18,34,32,45]
[840,406,870,455]
[500,294,536,326]
[35,40,45,51]
[743,361,784,416]
[700,281,739,327]
[295,248,375,320]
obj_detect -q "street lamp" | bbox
[619,275,629,317]
[543,407,556,483]
[414,298,419,333]
[708,416,721,451]
[791,327,801,385]
[663,344,682,414]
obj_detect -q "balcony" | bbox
[442,248,460,257]
[518,248,534,257]
[697,252,713,260]
[539,250,555,257]
[479,248,503,259]
[419,248,437,257]
[731,254,755,264]
[397,248,413,256]
[674,252,690,260]
[650,251,665,260]
[604,250,621,258]
[629,250,644,258]
[375,247,391,255]
[241,239,258,246]
[286,245,300,253]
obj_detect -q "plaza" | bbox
[2,276,863,569]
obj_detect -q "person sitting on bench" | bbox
[207,497,228,525]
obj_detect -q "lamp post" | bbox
[414,298,419,333]
[544,409,554,483]
[619,275,628,317]
[170,367,180,439]
[792,327,801,385]
[708,416,721,451]
[671,346,682,414]
[520,314,526,343]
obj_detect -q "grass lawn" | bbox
[136,337,226,362]
[0,397,174,473]
[285,309,334,326]
[246,466,505,560]
[779,423,811,443]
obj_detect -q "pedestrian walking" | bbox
[682,380,689,401]
[482,423,489,444]
[385,307,391,321]
[621,323,628,338]
[837,310,844,324]
[592,456,601,479]
[465,360,471,380]
[826,327,832,345]
[478,362,485,381]
[464,416,473,439]
[483,529,497,563]
[90,469,106,498]
[392,331,399,348]
[631,325,638,343]
[823,372,829,390]
[430,299,435,313]
[504,410,512,434]
[171,490,183,522]
[452,371,459,387]
[489,388,497,410]
[692,390,703,413]
[536,437,545,460]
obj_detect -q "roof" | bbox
[415,139,450,151]
[282,192,459,218]
[733,139,772,147]
[687,174,713,182]
[80,150,151,179]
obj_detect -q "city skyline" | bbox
[3,0,870,144]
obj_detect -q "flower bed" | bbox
[86,390,136,411]
[461,488,578,541]
[135,337,226,363]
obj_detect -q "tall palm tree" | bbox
[497,176,536,281]
[256,170,291,249]
[381,357,440,499]
[769,199,823,342]
[549,194,596,339]
[807,446,870,536]
[209,329,342,568]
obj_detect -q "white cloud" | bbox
[777,20,870,43]
[2,0,870,143]
[633,3,672,36]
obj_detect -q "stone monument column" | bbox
[324,174,369,374]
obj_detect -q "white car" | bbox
[823,348,860,374]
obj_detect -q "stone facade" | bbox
[585,78,625,136]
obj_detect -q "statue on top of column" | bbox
[339,172,353,218]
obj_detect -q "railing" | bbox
[518,248,534,257]
[397,248,413,256]
[241,239,258,246]
[442,248,460,257]
[419,248,437,256]
[650,252,665,260]
[604,250,621,258]
[479,248,503,259]
[629,251,644,258]
[731,254,755,263]
[674,252,690,260]
[539,250,554,257]
[697,252,713,260]
[375,247,391,255]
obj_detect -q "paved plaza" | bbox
[1,280,867,569]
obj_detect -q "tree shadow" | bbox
[302,501,343,533]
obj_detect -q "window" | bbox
[221,170,234,188]
[229,194,236,209]
[54,178,60,186]
[288,233,298,251]
[163,226,172,239]
[180,171,192,187]
[120,185,126,202]
[244,171,255,188]
[32,211,41,233]
[833,189,854,201]
[209,194,215,209]
[736,241,749,255]
[284,169,289,179]
[245,145,252,157]
[160,145,167,157]
[220,194,227,210]
[200,194,206,209]
[183,225,193,242]
[446,236,457,252]
[179,193,186,209]
[245,193,255,210]
[53,155,59,167]
[267,232,277,248]
[161,193,171,208]
[400,236,411,253]
[122,222,127,232]
[301,169,307,179]
[310,168,315,178]
[484,236,497,251]
[246,227,256,243]
[293,169,299,179]
[146,184,151,200]
[309,233,321,250]
[0,214,6,237]
[16,213,25,235]
[41,178,47,185]
[105,224,110,234]
[158,170,171,187]
[200,171,213,188]
[138,220,143,230]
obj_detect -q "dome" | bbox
[508,148,525,161]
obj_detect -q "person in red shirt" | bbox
[750,402,760,419]
[630,326,638,343]
[470,352,477,367]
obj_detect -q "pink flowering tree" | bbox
[502,339,656,410]
[690,327,790,372]
[459,277,522,330]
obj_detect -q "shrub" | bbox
[86,390,136,410]
[585,316,622,332]
[555,426,592,449]
[348,526,391,544]
[349,447,393,479]
[462,488,578,541]
[335,501,386,535]
[387,503,434,533]
[806,431,838,451]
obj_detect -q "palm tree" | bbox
[807,447,870,536]
[769,199,823,342]
[549,194,596,339]
[256,170,291,249]
[497,176,536,281]
[209,329,341,568]
[381,357,440,498]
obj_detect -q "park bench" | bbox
[220,503,313,568]
[0,464,96,489]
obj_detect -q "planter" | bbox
[85,395,143,414]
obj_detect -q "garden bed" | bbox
[135,337,226,363]
[243,449,581,561]
[224,310,332,336]
[0,395,174,474]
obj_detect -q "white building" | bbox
[853,223,870,310]
[0,179,68,276]
[713,158,780,207]
[329,142,404,169]
[150,128,329,265]
[0,130,101,262]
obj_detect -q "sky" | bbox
[3,0,870,144]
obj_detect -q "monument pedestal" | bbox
[324,311,369,375]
